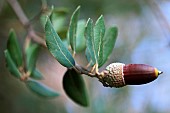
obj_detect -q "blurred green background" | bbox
[1,0,170,113]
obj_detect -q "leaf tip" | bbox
[111,26,118,36]
[95,15,105,25]
[112,26,118,31]
[8,28,16,41]
[72,6,80,16]
[86,18,93,26]
[99,14,104,19]
[4,49,8,56]
[9,28,15,34]
[76,5,81,10]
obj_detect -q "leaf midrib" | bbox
[89,19,97,64]
[50,28,74,68]
[97,31,102,57]
[91,35,97,64]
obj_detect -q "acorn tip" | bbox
[158,70,163,75]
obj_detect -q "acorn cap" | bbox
[102,63,126,88]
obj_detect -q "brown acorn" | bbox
[100,63,162,88]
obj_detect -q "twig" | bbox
[28,27,46,46]
[75,64,96,77]
[6,0,29,26]
[6,0,97,78]
[6,0,46,47]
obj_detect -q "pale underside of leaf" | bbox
[94,15,105,67]
[76,20,86,52]
[85,48,94,66]
[26,43,40,74]
[30,69,44,80]
[101,27,118,65]
[85,18,97,65]
[68,6,80,54]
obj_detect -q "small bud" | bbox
[100,63,162,88]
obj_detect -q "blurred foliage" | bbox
[0,0,170,113]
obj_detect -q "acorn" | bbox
[100,63,162,88]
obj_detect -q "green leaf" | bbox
[40,14,48,29]
[63,69,89,107]
[26,79,59,98]
[85,18,97,65]
[30,69,44,80]
[94,15,105,67]
[7,29,22,67]
[40,7,53,29]
[26,43,40,74]
[62,38,69,48]
[4,50,21,78]
[101,27,118,65]
[68,6,80,54]
[51,7,68,32]
[45,17,75,68]
[85,47,91,63]
[76,20,86,52]
[85,48,94,66]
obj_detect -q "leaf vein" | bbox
[98,31,102,57]
[50,28,74,68]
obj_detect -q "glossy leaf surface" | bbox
[63,69,89,107]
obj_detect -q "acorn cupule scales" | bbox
[100,63,162,88]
